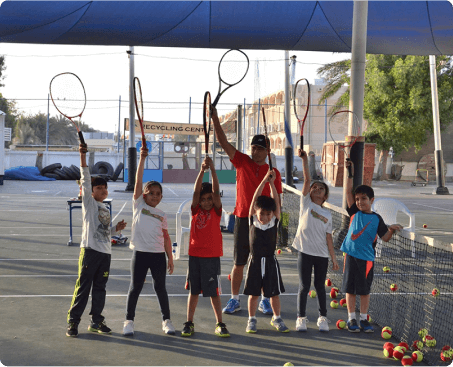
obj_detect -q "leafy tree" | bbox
[0,56,18,147]
[317,55,453,180]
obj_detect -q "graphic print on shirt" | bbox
[351,220,372,241]
[310,209,328,224]
[195,210,211,230]
[93,206,111,243]
[141,208,164,222]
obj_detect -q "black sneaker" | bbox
[359,319,374,333]
[347,319,360,333]
[66,322,78,337]
[215,322,230,338]
[88,320,112,334]
[181,321,194,337]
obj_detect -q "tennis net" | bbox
[278,184,453,366]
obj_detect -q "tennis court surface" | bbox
[0,180,452,366]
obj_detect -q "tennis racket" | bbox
[261,107,273,172]
[212,49,249,107]
[133,77,147,148]
[328,110,361,178]
[293,78,310,149]
[49,72,86,145]
[203,91,212,159]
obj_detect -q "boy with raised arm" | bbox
[210,106,283,316]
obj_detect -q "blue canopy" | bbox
[0,1,452,55]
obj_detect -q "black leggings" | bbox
[297,251,329,318]
[126,251,170,321]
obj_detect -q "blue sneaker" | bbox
[222,298,241,314]
[258,298,273,315]
[360,319,374,333]
[347,319,360,333]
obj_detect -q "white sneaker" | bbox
[123,320,134,336]
[317,316,330,332]
[296,317,308,331]
[162,319,175,335]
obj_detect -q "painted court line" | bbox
[112,201,128,223]
[412,202,453,212]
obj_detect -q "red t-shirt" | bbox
[189,204,223,257]
[231,150,283,218]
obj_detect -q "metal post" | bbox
[257,98,261,135]
[126,46,136,191]
[284,50,294,187]
[243,98,246,153]
[324,99,328,143]
[46,94,50,153]
[236,104,242,168]
[117,95,121,153]
[188,97,191,143]
[429,55,449,195]
[342,0,368,209]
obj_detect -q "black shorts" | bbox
[234,216,250,266]
[243,255,285,298]
[185,256,221,297]
[341,254,374,296]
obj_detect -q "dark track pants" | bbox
[67,248,111,324]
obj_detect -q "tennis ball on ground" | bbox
[440,349,453,362]
[277,249,282,255]
[336,319,346,329]
[382,329,392,339]
[384,342,395,349]
[367,314,372,323]
[442,345,451,352]
[330,287,339,298]
[283,363,294,366]
[418,328,428,339]
[423,224,427,228]
[424,335,436,347]
[340,298,347,307]
[330,300,339,309]
[383,266,390,273]
[325,278,332,286]
[382,326,392,333]
[431,288,439,297]
[383,346,394,358]
[390,283,398,292]
[392,346,405,360]
[398,342,410,353]
[309,290,317,298]
[401,355,414,366]
[228,274,231,281]
[412,351,423,363]
[412,340,423,351]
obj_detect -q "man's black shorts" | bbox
[341,254,374,295]
[233,216,250,266]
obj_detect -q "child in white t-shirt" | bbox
[122,146,175,336]
[292,149,339,332]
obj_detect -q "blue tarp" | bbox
[0,1,452,55]
[4,166,56,181]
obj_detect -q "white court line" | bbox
[2,226,69,229]
[112,201,128,223]
[54,191,61,196]
[3,234,73,237]
[166,187,179,197]
[412,202,453,212]
[0,209,67,212]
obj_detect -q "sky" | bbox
[0,43,350,135]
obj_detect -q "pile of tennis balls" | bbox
[382,340,423,365]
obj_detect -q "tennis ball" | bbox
[440,349,453,362]
[325,278,332,287]
[330,287,339,298]
[383,326,392,332]
[383,346,394,358]
[412,340,423,351]
[283,363,294,366]
[424,335,436,347]
[367,314,372,323]
[398,342,410,353]
[336,319,346,329]
[431,288,439,297]
[228,274,231,281]
[442,345,451,352]
[384,342,395,349]
[276,249,282,255]
[401,355,414,366]
[382,329,392,339]
[340,298,347,307]
[390,283,398,292]
[412,351,423,363]
[423,224,427,228]
[309,290,317,298]
[330,300,338,309]
[383,266,390,273]
[392,346,405,360]
[418,328,428,339]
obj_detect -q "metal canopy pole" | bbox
[125,46,136,192]
[284,50,294,187]
[429,55,449,195]
[342,0,368,209]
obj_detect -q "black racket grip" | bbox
[346,158,353,178]
[78,131,85,145]
[300,135,304,150]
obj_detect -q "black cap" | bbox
[251,134,270,149]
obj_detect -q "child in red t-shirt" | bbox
[181,157,230,338]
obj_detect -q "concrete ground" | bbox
[1,179,451,366]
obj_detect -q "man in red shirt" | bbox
[211,106,283,315]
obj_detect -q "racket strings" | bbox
[50,74,86,118]
[219,51,249,85]
[328,111,361,148]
